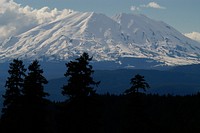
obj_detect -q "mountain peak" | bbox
[0,11,200,66]
[113,13,147,19]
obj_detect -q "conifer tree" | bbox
[2,59,26,113]
[22,60,49,104]
[124,74,150,95]
[17,60,49,132]
[1,59,26,132]
[62,52,100,99]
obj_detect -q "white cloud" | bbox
[130,6,140,11]
[130,2,166,12]
[184,32,200,43]
[141,2,166,9]
[0,0,73,42]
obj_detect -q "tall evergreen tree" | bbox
[2,59,26,113]
[1,59,26,132]
[124,74,150,95]
[22,60,49,104]
[62,52,100,99]
[17,60,49,133]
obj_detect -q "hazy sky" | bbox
[0,0,200,42]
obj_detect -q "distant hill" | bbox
[46,69,200,101]
[1,65,200,115]
[170,64,200,75]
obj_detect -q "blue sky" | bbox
[14,0,200,33]
[0,0,199,42]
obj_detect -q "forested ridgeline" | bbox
[1,53,200,133]
[1,94,200,133]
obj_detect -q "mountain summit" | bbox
[1,11,200,67]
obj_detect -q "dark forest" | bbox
[1,53,200,133]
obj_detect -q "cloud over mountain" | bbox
[0,0,73,41]
[184,32,200,43]
[130,1,166,12]
[130,6,140,11]
[141,2,166,9]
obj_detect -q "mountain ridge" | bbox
[1,11,200,67]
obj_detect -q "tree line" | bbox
[2,53,149,109]
[0,52,161,133]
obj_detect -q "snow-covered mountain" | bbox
[1,11,200,66]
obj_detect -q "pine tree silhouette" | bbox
[1,59,26,132]
[20,60,49,132]
[2,59,26,114]
[62,52,100,100]
[22,60,49,104]
[124,74,150,95]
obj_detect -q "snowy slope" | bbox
[1,11,200,66]
[113,13,200,65]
